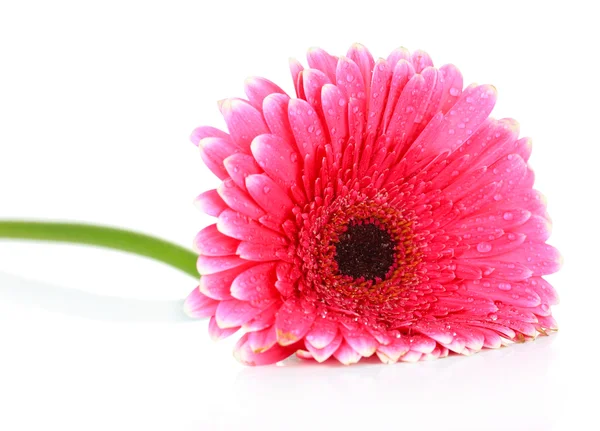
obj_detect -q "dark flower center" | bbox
[334,222,396,282]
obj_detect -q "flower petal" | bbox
[234,333,297,366]
[248,325,278,353]
[422,84,497,159]
[193,224,240,256]
[438,63,463,113]
[376,338,410,364]
[237,241,287,262]
[275,298,316,346]
[216,299,263,329]
[244,76,286,110]
[217,209,287,245]
[246,174,294,221]
[321,84,348,155]
[230,262,277,302]
[199,263,253,300]
[184,287,218,319]
[347,43,375,95]
[217,179,265,219]
[199,137,244,180]
[223,153,262,192]
[333,340,362,365]
[190,126,230,146]
[411,49,433,73]
[220,98,269,150]
[305,332,343,363]
[305,316,339,350]
[251,134,301,191]
[197,254,249,276]
[307,46,338,83]
[242,301,281,332]
[339,326,377,357]
[194,189,228,217]
[208,316,239,341]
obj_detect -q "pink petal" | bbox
[515,137,533,162]
[194,189,228,217]
[422,84,497,159]
[305,316,339,349]
[248,326,278,353]
[220,98,269,150]
[333,340,362,365]
[275,297,316,346]
[296,350,314,360]
[336,56,366,101]
[199,264,253,300]
[190,126,230,146]
[400,350,424,362]
[451,208,531,232]
[386,46,411,70]
[527,277,559,305]
[197,254,249,275]
[321,84,349,155]
[208,316,239,341]
[366,59,392,135]
[242,301,281,331]
[230,262,277,302]
[216,299,263,329]
[193,224,240,256]
[302,68,331,119]
[305,332,343,363]
[376,338,410,364]
[251,134,300,190]
[262,93,294,143]
[223,153,262,192]
[490,190,548,218]
[411,49,433,73]
[217,209,287,246]
[438,64,463,113]
[536,315,558,331]
[244,76,286,110]
[459,233,527,259]
[348,97,366,147]
[217,179,265,219]
[234,333,297,366]
[237,241,287,262]
[407,335,437,354]
[184,287,218,319]
[457,259,533,281]
[199,137,244,180]
[339,326,377,357]
[289,58,305,98]
[288,98,327,161]
[347,43,375,96]
[245,174,294,221]
[413,321,455,345]
[382,59,415,131]
[307,47,338,83]
[493,241,562,276]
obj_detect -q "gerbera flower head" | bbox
[185,44,560,365]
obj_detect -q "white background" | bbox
[0,1,598,430]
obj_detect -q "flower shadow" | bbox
[0,271,194,323]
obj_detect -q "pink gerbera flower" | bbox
[185,44,561,365]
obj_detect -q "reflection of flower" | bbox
[185,44,560,365]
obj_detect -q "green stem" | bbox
[0,221,199,279]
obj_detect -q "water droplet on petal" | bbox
[498,283,512,291]
[449,87,460,96]
[477,242,492,253]
[263,186,271,194]
[503,212,514,221]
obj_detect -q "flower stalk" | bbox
[0,221,199,279]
